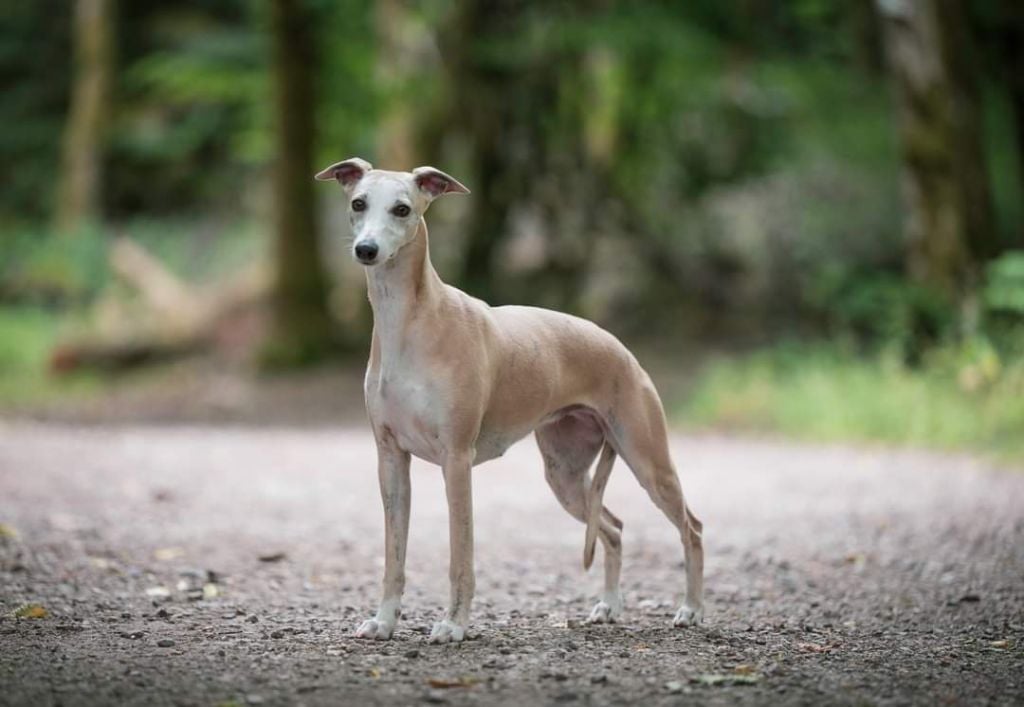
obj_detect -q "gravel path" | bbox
[1,423,1022,706]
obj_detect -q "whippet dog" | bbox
[316,158,704,643]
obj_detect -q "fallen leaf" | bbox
[368,668,381,679]
[258,552,286,563]
[427,677,478,689]
[154,547,184,561]
[88,556,117,571]
[691,673,760,687]
[14,604,48,619]
[734,664,757,674]
[0,523,18,539]
[989,640,1010,649]
[797,642,833,654]
[664,680,684,693]
[203,583,220,599]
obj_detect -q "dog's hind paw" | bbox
[428,619,466,644]
[587,599,621,624]
[672,604,704,627]
[355,618,394,640]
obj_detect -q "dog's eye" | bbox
[352,198,367,212]
[392,204,411,218]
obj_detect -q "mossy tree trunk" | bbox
[877,0,996,302]
[1001,0,1024,244]
[439,0,599,310]
[264,0,335,367]
[56,0,114,235]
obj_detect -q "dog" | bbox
[316,158,704,643]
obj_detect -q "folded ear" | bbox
[412,166,471,200]
[315,157,373,191]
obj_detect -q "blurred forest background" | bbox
[1,0,1023,458]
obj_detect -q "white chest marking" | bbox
[371,366,445,464]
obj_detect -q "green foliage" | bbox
[807,269,952,356]
[0,1,71,223]
[0,221,266,305]
[1,227,110,304]
[0,307,100,405]
[681,342,1024,461]
[984,251,1024,316]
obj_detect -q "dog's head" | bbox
[315,158,470,266]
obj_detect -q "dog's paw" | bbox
[672,604,704,627]
[587,599,622,624]
[355,618,395,640]
[428,619,466,644]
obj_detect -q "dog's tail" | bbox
[583,441,617,571]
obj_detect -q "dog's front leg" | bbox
[429,452,474,643]
[355,436,411,640]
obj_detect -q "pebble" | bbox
[270,630,285,639]
[156,639,175,648]
[247,615,259,623]
[403,649,420,659]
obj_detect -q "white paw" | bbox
[428,619,466,644]
[672,604,704,627]
[355,618,395,640]
[587,598,622,624]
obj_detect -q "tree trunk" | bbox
[877,0,996,301]
[375,0,423,169]
[56,0,114,235]
[438,0,521,304]
[264,0,335,366]
[850,0,884,74]
[1001,0,1024,245]
[440,0,597,309]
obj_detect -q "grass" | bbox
[679,342,1024,463]
[0,307,104,406]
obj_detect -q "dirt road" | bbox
[1,423,1022,705]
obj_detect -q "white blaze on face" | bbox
[349,172,422,264]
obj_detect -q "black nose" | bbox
[354,241,379,264]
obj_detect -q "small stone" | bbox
[403,649,420,659]
[156,639,175,648]
[247,615,259,623]
[245,694,265,705]
[423,691,448,704]
[270,630,285,639]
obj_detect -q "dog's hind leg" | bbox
[535,412,624,624]
[608,380,704,626]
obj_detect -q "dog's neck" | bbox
[366,218,444,357]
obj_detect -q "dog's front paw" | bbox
[355,618,395,640]
[672,604,704,627]
[428,619,466,644]
[587,598,622,624]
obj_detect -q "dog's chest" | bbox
[368,368,445,464]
